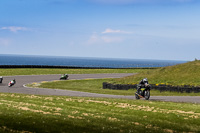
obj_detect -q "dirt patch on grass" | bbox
[68,115,83,119]
[86,100,112,105]
[115,103,200,119]
[0,100,62,116]
[108,117,120,122]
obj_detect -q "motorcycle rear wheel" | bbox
[135,93,140,99]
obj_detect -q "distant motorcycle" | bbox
[135,83,151,100]
[8,79,16,87]
[0,76,3,83]
[60,74,68,80]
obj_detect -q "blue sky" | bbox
[1,0,200,61]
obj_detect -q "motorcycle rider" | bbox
[135,78,151,100]
[12,79,15,83]
[137,78,149,91]
[8,79,16,87]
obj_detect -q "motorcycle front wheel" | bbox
[144,90,150,100]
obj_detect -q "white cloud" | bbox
[0,38,11,46]
[102,28,121,34]
[102,28,132,34]
[87,33,124,45]
[87,28,132,45]
[1,26,28,33]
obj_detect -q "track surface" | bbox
[0,74,200,104]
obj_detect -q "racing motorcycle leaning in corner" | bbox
[8,79,16,87]
[135,78,151,100]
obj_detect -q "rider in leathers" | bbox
[137,78,149,92]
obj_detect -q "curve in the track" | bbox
[0,73,200,104]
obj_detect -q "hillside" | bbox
[115,60,200,86]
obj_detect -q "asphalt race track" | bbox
[0,73,200,104]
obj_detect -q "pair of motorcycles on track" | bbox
[0,76,16,87]
[6,73,67,88]
[135,83,151,100]
[8,79,16,87]
[6,74,68,88]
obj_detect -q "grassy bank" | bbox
[29,78,200,96]
[0,93,200,133]
[0,68,149,76]
[114,60,200,86]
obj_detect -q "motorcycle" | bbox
[8,79,16,87]
[0,76,3,83]
[135,83,151,100]
[60,74,68,80]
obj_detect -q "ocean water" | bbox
[0,54,187,68]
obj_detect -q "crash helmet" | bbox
[143,78,148,83]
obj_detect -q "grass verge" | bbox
[114,60,200,86]
[28,78,200,96]
[0,93,200,133]
[0,68,149,76]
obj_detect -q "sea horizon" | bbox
[0,54,188,68]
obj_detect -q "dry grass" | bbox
[0,93,200,132]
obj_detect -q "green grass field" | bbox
[30,78,200,96]
[0,68,149,76]
[114,60,200,86]
[1,64,200,132]
[0,93,200,133]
